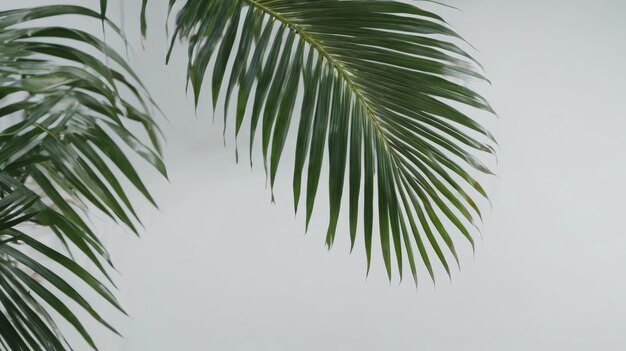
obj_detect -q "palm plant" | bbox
[0,5,164,349]
[0,0,495,349]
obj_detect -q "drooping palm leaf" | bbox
[153,0,496,284]
[0,5,164,350]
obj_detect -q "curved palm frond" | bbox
[0,5,164,350]
[156,0,496,284]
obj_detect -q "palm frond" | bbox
[157,0,496,284]
[0,5,163,350]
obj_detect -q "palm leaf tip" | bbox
[161,0,496,284]
[1,4,164,350]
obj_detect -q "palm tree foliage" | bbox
[0,5,164,350]
[0,0,495,349]
[157,0,496,283]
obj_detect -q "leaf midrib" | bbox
[242,0,394,157]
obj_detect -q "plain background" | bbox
[6,0,626,350]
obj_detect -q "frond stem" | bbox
[242,0,395,156]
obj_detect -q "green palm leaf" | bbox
[156,0,496,284]
[0,5,163,350]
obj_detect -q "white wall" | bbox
[6,0,626,350]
